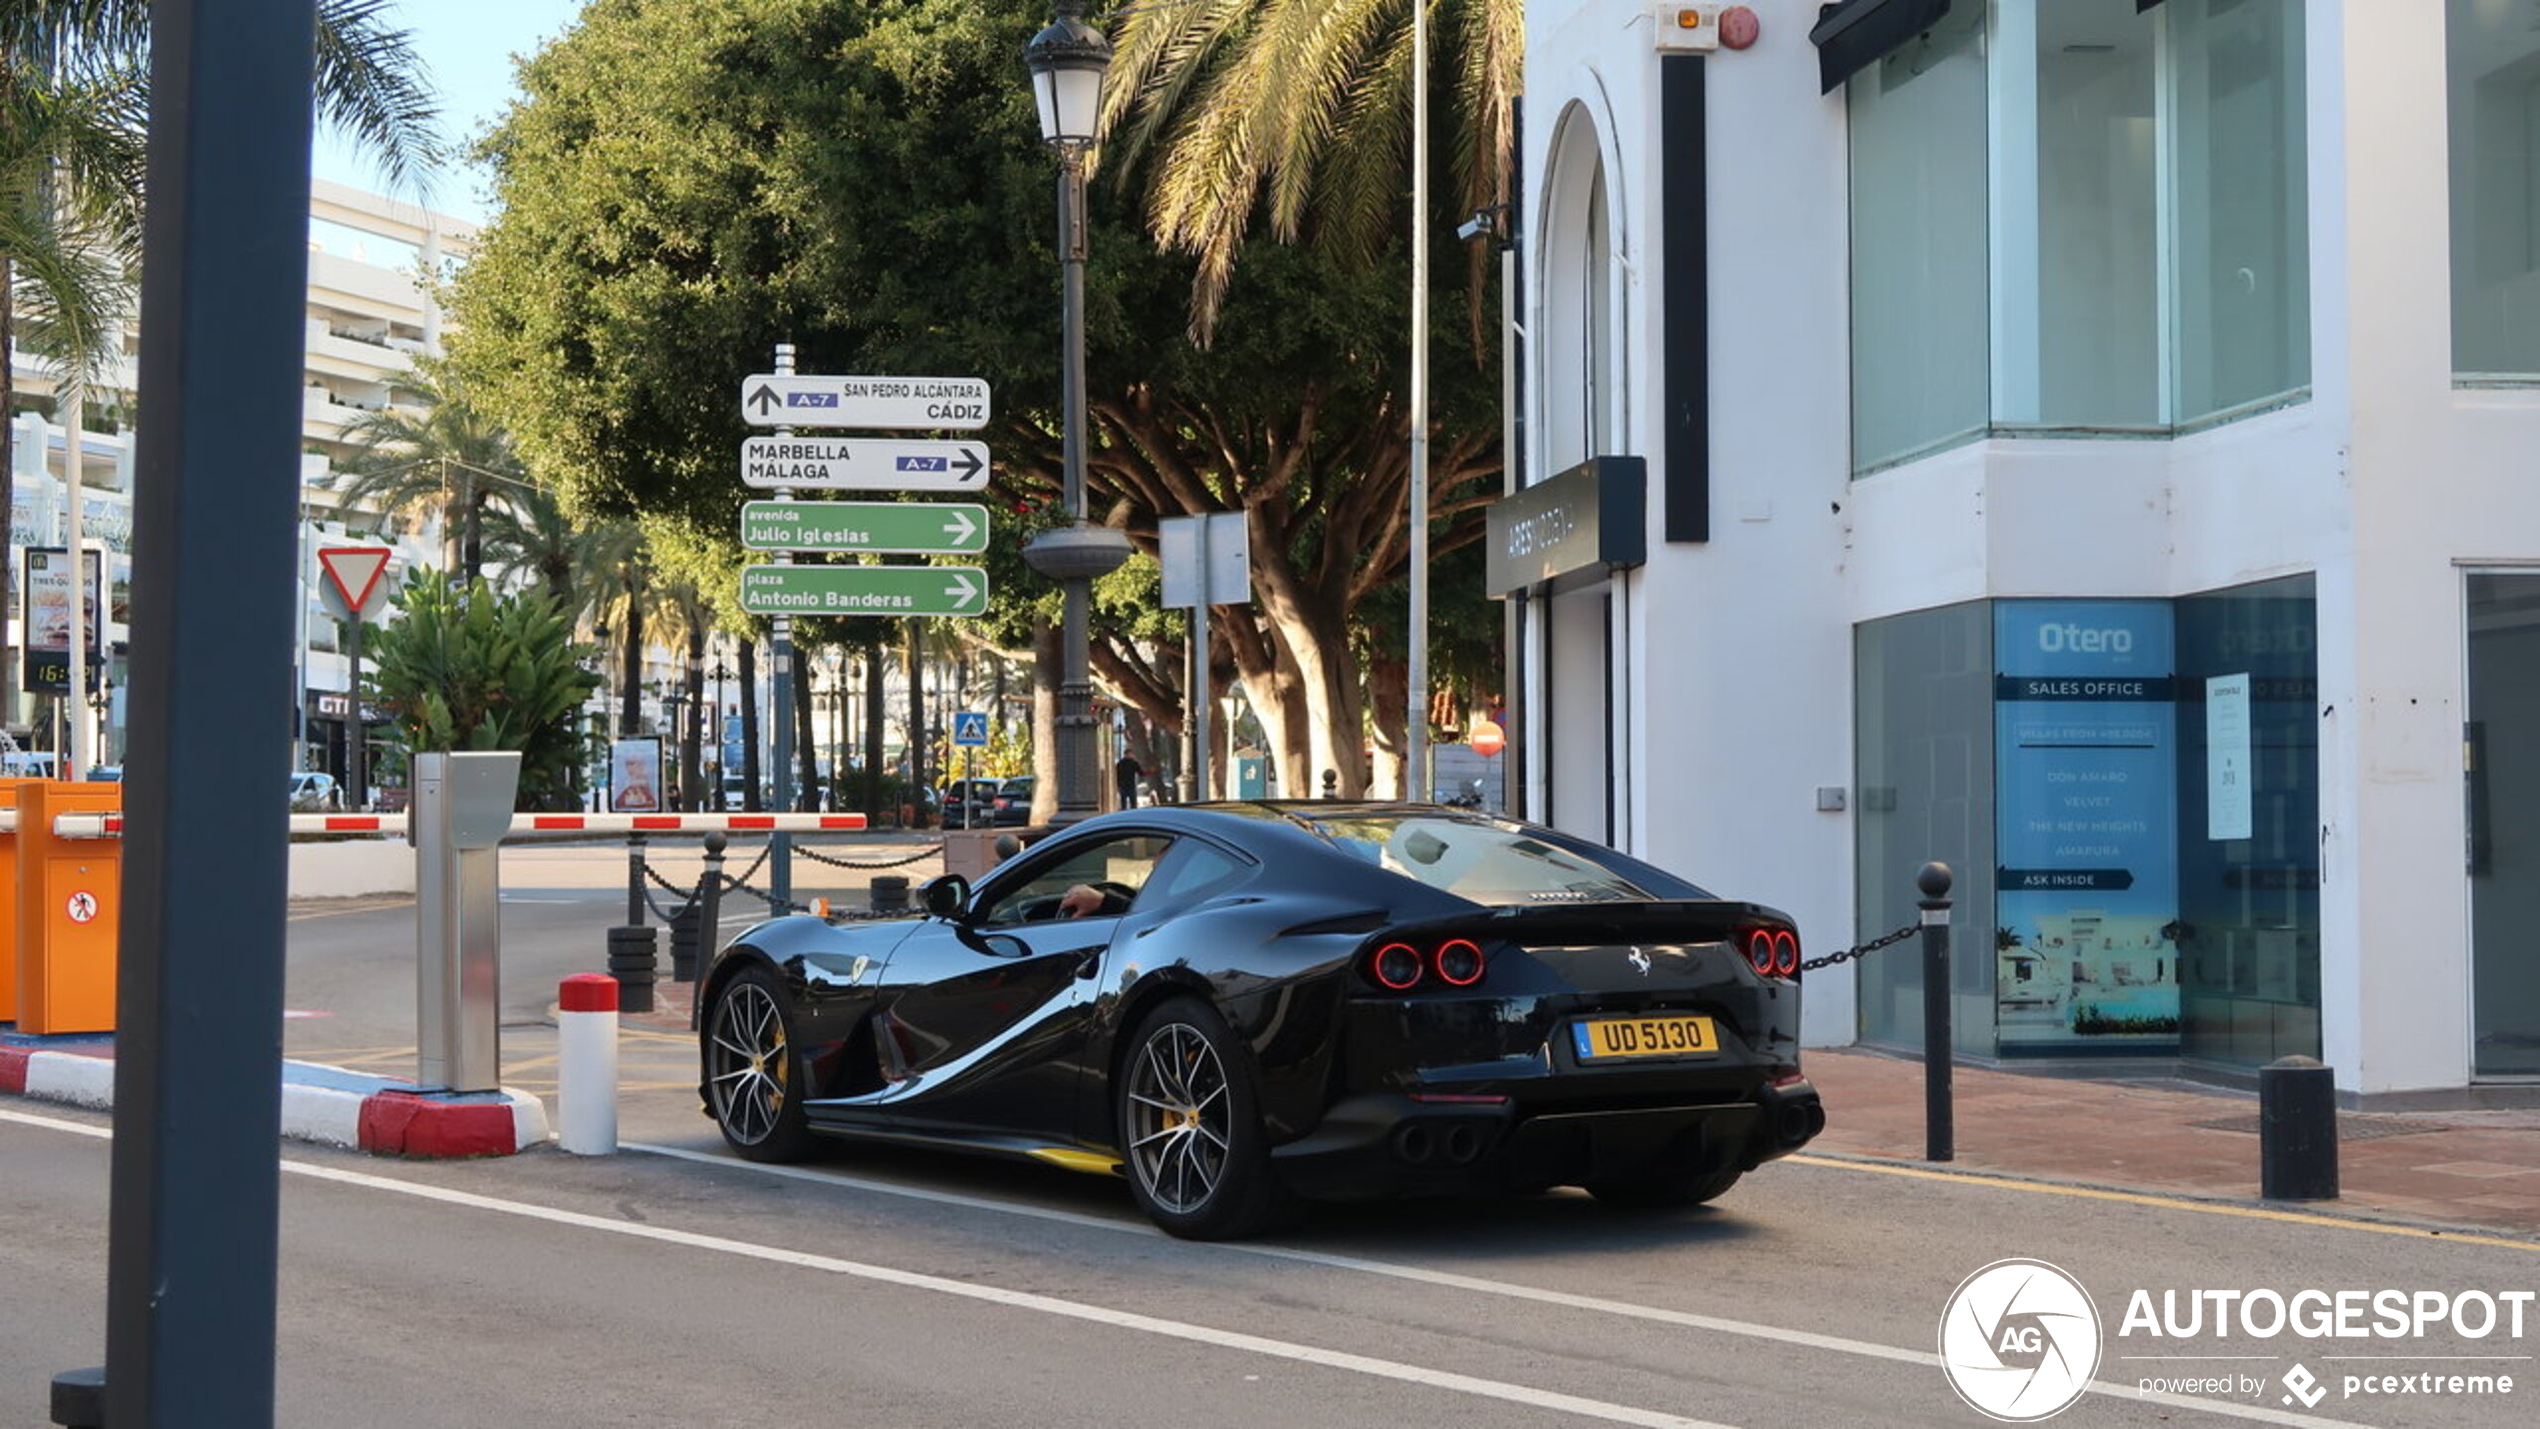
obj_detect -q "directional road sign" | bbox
[739,564,990,618]
[741,436,989,492]
[741,501,988,555]
[740,374,990,430]
[953,711,989,748]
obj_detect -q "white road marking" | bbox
[626,1142,2354,1429]
[0,1108,2352,1428]
[1,1107,1720,1428]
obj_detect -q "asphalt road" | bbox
[5,842,2535,1427]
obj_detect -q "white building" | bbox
[1504,0,2539,1103]
[6,181,473,778]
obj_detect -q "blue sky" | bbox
[309,1,586,225]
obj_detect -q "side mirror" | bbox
[921,873,971,920]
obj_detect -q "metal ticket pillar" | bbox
[410,752,521,1092]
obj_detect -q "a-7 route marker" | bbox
[741,501,988,555]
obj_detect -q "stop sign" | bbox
[1469,719,1505,758]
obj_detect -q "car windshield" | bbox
[1303,814,1679,906]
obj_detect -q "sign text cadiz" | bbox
[741,436,988,492]
[740,374,990,430]
[741,501,987,555]
[739,564,989,618]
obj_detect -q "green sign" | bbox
[739,564,989,618]
[740,501,987,555]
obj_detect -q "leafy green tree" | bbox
[364,572,600,810]
[450,0,1499,800]
[333,366,524,583]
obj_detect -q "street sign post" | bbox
[739,564,990,618]
[740,374,990,430]
[740,500,988,554]
[741,436,990,491]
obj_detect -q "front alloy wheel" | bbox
[1118,998,1297,1240]
[704,967,813,1161]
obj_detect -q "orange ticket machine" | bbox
[0,778,36,1024]
[14,780,122,1034]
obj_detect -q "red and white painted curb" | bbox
[2,1044,548,1157]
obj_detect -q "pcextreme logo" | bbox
[1938,1259,2103,1422]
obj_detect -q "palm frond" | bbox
[314,0,445,199]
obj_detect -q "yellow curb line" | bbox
[1787,1152,2540,1252]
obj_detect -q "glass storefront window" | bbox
[2448,0,2540,379]
[2467,572,2540,1077]
[1855,601,1996,1053]
[1855,582,2321,1070]
[2168,0,2310,423]
[1848,3,1990,471]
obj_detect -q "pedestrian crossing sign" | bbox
[953,711,989,747]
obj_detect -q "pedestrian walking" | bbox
[1115,752,1144,809]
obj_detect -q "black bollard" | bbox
[2259,1055,2339,1200]
[870,874,910,914]
[1918,861,1955,1163]
[1321,769,1339,799]
[50,1368,103,1429]
[606,925,657,1015]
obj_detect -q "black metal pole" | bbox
[1918,861,1955,1163]
[82,3,315,1423]
[1054,149,1098,825]
[347,614,366,810]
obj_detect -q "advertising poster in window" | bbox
[609,736,664,813]
[1994,602,2180,1050]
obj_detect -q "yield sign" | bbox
[317,546,395,618]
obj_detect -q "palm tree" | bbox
[1102,0,1521,341]
[2,0,439,703]
[333,368,522,582]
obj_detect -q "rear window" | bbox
[1304,814,1691,906]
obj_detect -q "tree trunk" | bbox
[681,625,705,811]
[1030,622,1059,824]
[793,657,817,811]
[903,622,927,824]
[1366,645,1410,800]
[0,255,18,729]
[739,638,762,812]
[862,641,885,820]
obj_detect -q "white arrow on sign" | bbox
[741,436,989,492]
[942,509,977,544]
[945,573,980,608]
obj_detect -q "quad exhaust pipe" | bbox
[1392,1120,1488,1166]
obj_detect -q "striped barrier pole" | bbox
[556,973,619,1156]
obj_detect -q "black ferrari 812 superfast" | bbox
[697,802,1825,1239]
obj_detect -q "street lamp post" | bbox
[1024,3,1133,827]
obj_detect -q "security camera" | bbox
[1456,207,1502,242]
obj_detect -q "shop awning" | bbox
[1808,0,1955,94]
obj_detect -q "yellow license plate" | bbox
[1571,1014,1720,1062]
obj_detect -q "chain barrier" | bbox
[795,841,946,871]
[1800,921,1919,973]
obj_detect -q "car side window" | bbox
[1138,840,1254,911]
[975,834,1176,926]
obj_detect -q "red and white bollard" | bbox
[557,973,619,1155]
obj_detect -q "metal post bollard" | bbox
[689,833,727,1033]
[49,1367,103,1429]
[1918,861,1955,1163]
[2259,1055,2339,1200]
[605,925,657,1015]
[1321,769,1338,799]
[625,832,646,927]
[870,874,910,914]
[557,973,619,1156]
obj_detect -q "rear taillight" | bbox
[1364,938,1491,992]
[1744,927,1800,979]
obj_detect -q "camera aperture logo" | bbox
[1940,1259,2102,1421]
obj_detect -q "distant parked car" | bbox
[85,764,123,783]
[289,771,342,811]
[990,775,1037,826]
[941,778,1000,829]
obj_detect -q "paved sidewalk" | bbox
[1804,1047,2540,1238]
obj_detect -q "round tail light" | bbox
[1371,942,1425,990]
[1771,929,1800,977]
[1434,938,1486,987]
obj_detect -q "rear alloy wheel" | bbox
[1118,998,1297,1240]
[1587,1165,1743,1209]
[704,966,815,1162]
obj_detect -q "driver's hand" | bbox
[1057,884,1103,919]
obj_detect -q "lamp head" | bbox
[1024,4,1111,150]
